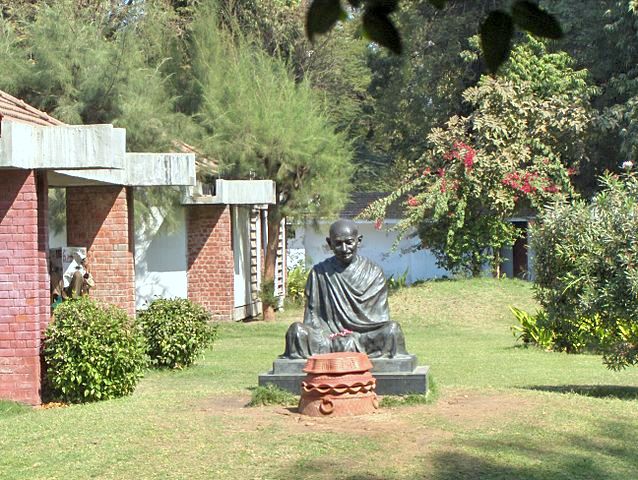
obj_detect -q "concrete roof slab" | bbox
[183,179,276,205]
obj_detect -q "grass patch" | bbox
[2,278,638,480]
[0,401,30,418]
[248,384,298,407]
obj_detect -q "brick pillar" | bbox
[0,170,50,405]
[187,205,234,321]
[66,186,135,316]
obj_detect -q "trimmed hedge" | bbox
[43,297,148,403]
[138,298,218,369]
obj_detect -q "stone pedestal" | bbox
[259,355,429,396]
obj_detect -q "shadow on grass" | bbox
[0,400,31,418]
[524,384,638,400]
[276,415,637,480]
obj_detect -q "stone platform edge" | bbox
[258,366,429,396]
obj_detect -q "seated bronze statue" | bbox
[282,219,411,359]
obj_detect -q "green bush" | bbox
[248,384,298,407]
[531,173,638,368]
[43,297,147,403]
[138,298,218,369]
[286,263,309,305]
[510,306,554,350]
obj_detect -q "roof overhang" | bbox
[51,153,196,187]
[0,119,125,170]
[0,118,196,188]
[183,179,276,205]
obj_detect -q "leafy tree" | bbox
[366,0,499,178]
[362,37,596,275]
[216,0,376,189]
[187,2,354,319]
[531,172,638,369]
[0,0,183,151]
[305,0,563,72]
[0,0,192,228]
[534,0,638,194]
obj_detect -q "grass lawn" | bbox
[2,278,638,479]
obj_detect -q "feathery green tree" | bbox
[188,2,354,319]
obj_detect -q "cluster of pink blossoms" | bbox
[407,196,420,207]
[502,171,560,195]
[443,141,477,172]
[502,171,539,194]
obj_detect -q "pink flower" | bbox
[463,149,475,170]
[407,196,420,207]
[374,218,383,230]
[422,167,431,176]
[544,185,559,193]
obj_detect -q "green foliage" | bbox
[541,0,638,182]
[258,280,279,310]
[138,298,218,369]
[532,173,638,368]
[368,0,492,174]
[387,268,409,292]
[189,2,354,223]
[305,0,562,71]
[286,263,309,305]
[363,37,595,275]
[248,384,298,407]
[43,297,148,403]
[0,0,196,229]
[510,306,554,350]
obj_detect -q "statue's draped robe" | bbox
[282,255,409,359]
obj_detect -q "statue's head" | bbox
[326,219,362,266]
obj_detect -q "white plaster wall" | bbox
[292,221,449,284]
[135,205,188,309]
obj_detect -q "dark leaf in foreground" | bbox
[480,10,514,73]
[306,0,346,42]
[366,0,400,15]
[363,10,402,54]
[512,1,563,39]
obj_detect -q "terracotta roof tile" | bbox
[0,90,63,127]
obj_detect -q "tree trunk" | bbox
[262,206,281,321]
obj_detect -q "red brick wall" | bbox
[187,205,234,321]
[0,170,50,405]
[66,186,136,316]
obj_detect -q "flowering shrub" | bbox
[361,38,595,275]
[532,173,638,369]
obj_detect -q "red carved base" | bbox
[298,352,379,417]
